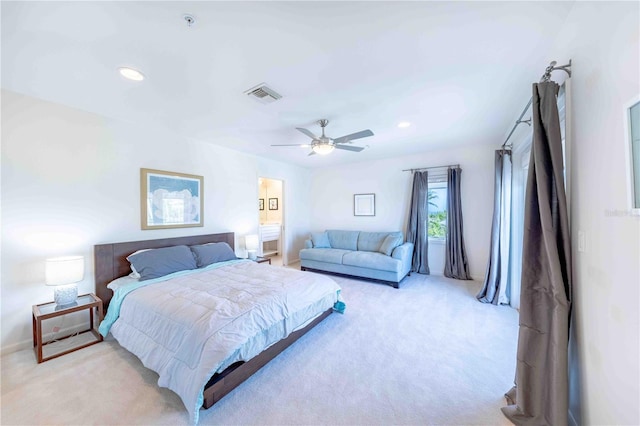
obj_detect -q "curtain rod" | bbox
[501,59,572,148]
[402,163,460,173]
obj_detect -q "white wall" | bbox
[0,90,312,352]
[309,144,494,280]
[548,2,640,424]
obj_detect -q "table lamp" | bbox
[245,234,259,260]
[46,256,84,306]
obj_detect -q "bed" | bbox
[94,232,341,423]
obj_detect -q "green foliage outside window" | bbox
[428,211,447,238]
[427,189,447,239]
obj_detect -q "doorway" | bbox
[258,177,285,266]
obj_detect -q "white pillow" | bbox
[107,275,139,292]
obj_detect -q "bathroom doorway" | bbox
[258,177,285,266]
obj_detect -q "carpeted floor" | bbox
[1,272,518,425]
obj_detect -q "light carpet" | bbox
[1,272,518,425]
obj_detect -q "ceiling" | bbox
[1,1,575,168]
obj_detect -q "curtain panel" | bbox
[502,82,572,425]
[406,171,430,274]
[477,150,512,304]
[444,167,471,280]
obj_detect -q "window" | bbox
[428,181,447,239]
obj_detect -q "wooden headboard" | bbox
[94,232,235,311]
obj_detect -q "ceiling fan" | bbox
[272,119,374,156]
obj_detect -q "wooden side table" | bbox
[254,256,271,264]
[32,293,103,363]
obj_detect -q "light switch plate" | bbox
[578,230,586,253]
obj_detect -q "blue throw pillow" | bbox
[190,242,237,268]
[311,232,331,248]
[127,245,197,281]
[379,235,402,256]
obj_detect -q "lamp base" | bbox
[53,284,78,306]
[247,250,257,260]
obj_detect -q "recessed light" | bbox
[118,67,145,81]
[397,121,411,128]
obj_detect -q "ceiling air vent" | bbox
[244,83,282,104]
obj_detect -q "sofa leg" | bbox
[392,283,399,289]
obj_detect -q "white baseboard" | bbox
[430,271,483,282]
[1,323,90,356]
[1,339,31,356]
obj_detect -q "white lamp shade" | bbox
[245,234,259,251]
[45,256,84,286]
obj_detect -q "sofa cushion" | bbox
[357,231,402,252]
[342,251,401,273]
[299,248,351,264]
[310,232,331,248]
[326,230,359,251]
[379,234,403,256]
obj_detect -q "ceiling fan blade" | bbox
[271,144,311,147]
[333,129,374,145]
[296,127,318,139]
[307,151,316,156]
[335,144,365,152]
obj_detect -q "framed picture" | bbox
[354,193,375,216]
[259,198,265,210]
[625,96,640,213]
[140,168,204,230]
[269,198,278,210]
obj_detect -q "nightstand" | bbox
[32,293,103,363]
[253,256,271,265]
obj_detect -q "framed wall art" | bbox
[354,193,375,216]
[259,198,265,211]
[269,198,278,210]
[140,168,204,230]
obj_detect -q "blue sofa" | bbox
[299,230,414,288]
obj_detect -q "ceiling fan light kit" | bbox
[272,119,373,156]
[312,144,335,155]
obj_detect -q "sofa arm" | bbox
[392,242,414,276]
[304,239,313,249]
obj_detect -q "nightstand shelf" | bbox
[253,256,271,264]
[32,293,103,363]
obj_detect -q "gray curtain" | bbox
[406,171,430,274]
[477,150,512,304]
[502,82,572,425]
[444,167,471,280]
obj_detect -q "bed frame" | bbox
[94,232,332,409]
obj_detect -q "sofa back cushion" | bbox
[326,230,360,251]
[379,234,403,255]
[310,232,331,248]
[358,231,403,253]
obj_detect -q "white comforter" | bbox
[108,260,341,424]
